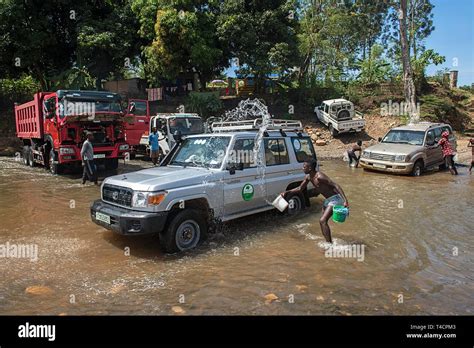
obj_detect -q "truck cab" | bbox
[314,99,365,136]
[123,99,150,157]
[91,118,318,253]
[139,113,204,157]
[15,90,130,174]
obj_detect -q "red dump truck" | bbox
[15,90,130,174]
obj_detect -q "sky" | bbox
[225,0,474,86]
[425,0,474,86]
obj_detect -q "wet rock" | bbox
[316,132,321,137]
[296,285,308,292]
[315,139,327,146]
[264,293,279,304]
[25,285,54,296]
[171,306,185,314]
[311,134,318,141]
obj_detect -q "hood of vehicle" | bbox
[363,143,423,156]
[103,166,219,191]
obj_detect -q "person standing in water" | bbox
[468,138,474,174]
[438,130,458,175]
[346,140,362,167]
[81,131,98,185]
[149,126,160,166]
[281,159,349,243]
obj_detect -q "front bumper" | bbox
[90,200,168,235]
[359,158,413,174]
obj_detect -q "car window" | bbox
[425,130,435,145]
[433,127,442,140]
[291,137,316,162]
[264,138,289,166]
[441,126,452,135]
[230,138,256,169]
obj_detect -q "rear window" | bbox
[291,137,316,162]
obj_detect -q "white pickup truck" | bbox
[314,99,365,136]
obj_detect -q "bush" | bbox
[185,91,223,119]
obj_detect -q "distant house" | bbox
[103,78,147,99]
[104,75,196,101]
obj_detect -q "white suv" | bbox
[91,119,319,253]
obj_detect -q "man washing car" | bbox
[281,159,349,243]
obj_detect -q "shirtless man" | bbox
[346,140,362,167]
[281,158,349,243]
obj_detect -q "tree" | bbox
[0,0,77,89]
[76,0,142,89]
[217,0,298,92]
[297,0,389,87]
[133,0,230,89]
[398,0,417,118]
[355,44,392,85]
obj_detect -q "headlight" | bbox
[132,191,166,207]
[394,155,406,162]
[362,151,369,157]
[119,144,130,150]
[59,147,75,154]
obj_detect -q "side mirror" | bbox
[426,140,435,146]
[378,137,382,142]
[227,162,244,175]
[173,130,182,144]
[128,103,136,114]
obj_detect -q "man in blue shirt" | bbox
[149,126,160,165]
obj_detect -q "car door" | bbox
[432,126,445,164]
[223,137,267,217]
[424,129,440,166]
[263,137,295,203]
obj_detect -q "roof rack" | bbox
[211,118,303,132]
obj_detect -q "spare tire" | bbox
[337,109,351,121]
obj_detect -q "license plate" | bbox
[95,212,110,224]
[93,153,106,159]
[373,163,386,169]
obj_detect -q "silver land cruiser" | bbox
[91,119,318,253]
[359,122,457,176]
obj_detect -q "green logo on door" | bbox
[242,183,254,201]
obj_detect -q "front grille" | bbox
[368,152,396,162]
[102,184,133,207]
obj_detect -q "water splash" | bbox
[222,99,273,205]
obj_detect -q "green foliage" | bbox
[217,0,298,90]
[134,0,229,88]
[355,44,393,84]
[185,92,223,119]
[412,49,445,91]
[419,93,470,130]
[0,75,40,106]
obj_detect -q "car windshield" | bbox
[170,136,230,169]
[168,117,204,135]
[382,130,425,145]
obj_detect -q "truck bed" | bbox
[15,92,49,139]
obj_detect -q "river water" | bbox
[0,157,472,315]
